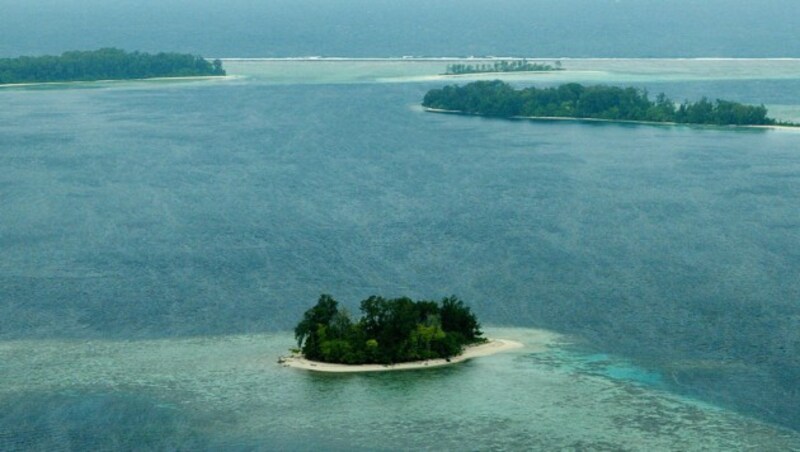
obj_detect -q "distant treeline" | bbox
[294,294,483,365]
[445,59,561,75]
[0,48,225,84]
[423,80,790,126]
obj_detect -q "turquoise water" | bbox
[552,352,665,388]
[2,59,800,447]
[2,329,799,450]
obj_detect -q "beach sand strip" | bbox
[280,338,523,373]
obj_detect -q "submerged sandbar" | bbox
[280,338,523,373]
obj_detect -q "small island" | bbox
[0,48,226,85]
[444,59,562,75]
[423,80,795,127]
[282,294,521,372]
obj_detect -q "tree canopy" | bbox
[0,48,226,84]
[422,80,789,126]
[445,59,562,75]
[294,295,483,365]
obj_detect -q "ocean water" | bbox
[1,0,799,58]
[2,59,800,448]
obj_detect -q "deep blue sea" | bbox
[1,0,800,58]
[2,2,800,450]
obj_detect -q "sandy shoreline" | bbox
[280,338,524,373]
[0,75,236,89]
[424,107,800,131]
[440,70,557,78]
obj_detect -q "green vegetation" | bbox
[294,294,483,365]
[423,80,793,126]
[0,48,225,84]
[445,59,562,75]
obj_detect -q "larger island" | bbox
[423,80,793,127]
[0,48,226,85]
[282,294,521,372]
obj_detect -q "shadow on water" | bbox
[0,391,204,451]
[0,389,362,452]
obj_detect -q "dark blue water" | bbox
[2,73,800,438]
[1,0,799,58]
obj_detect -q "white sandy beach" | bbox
[280,338,524,373]
[440,70,556,78]
[424,107,800,131]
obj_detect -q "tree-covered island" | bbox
[0,48,226,85]
[293,295,484,365]
[444,59,562,75]
[423,80,794,126]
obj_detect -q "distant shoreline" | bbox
[218,57,800,62]
[441,70,555,78]
[0,49,227,86]
[0,75,235,89]
[424,107,800,131]
[280,338,523,373]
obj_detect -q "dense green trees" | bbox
[423,80,785,126]
[445,59,562,75]
[294,295,484,365]
[0,48,226,84]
